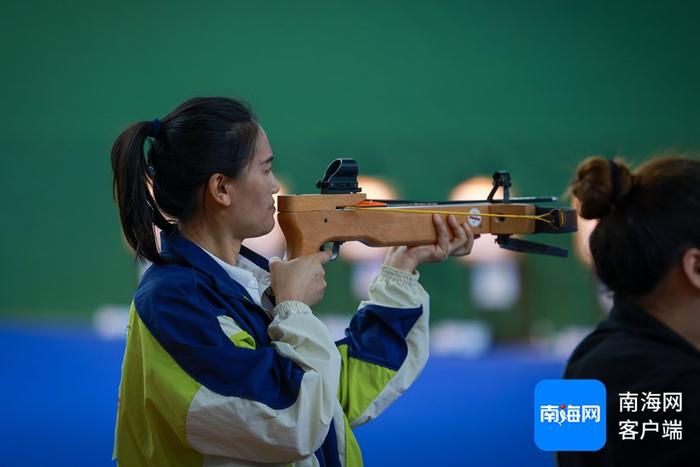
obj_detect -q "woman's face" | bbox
[227,127,281,239]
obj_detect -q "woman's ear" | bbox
[681,247,700,291]
[205,173,233,207]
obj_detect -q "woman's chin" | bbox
[252,222,275,239]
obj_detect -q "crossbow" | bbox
[277,159,577,260]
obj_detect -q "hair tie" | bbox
[609,159,620,204]
[149,118,161,140]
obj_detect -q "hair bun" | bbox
[571,156,633,219]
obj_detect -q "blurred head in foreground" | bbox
[572,155,700,306]
[559,155,700,467]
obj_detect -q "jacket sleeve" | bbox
[336,265,430,428]
[137,273,341,463]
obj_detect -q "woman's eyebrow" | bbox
[260,156,274,165]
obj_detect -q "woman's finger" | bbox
[316,250,334,264]
[435,214,450,259]
[464,224,475,254]
[450,223,475,257]
[448,215,467,252]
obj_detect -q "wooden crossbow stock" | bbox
[277,159,577,260]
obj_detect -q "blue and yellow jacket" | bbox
[114,231,430,466]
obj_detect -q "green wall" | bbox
[2,1,698,336]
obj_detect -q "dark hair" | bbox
[111,97,258,264]
[571,155,700,298]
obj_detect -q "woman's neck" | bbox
[636,271,700,352]
[179,220,242,266]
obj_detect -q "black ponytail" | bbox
[110,97,258,264]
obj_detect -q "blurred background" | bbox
[1,0,698,465]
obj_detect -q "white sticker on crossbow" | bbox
[468,208,482,228]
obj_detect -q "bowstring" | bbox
[343,206,563,226]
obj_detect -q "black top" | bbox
[558,298,700,467]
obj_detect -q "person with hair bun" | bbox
[110,97,475,467]
[559,156,700,466]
